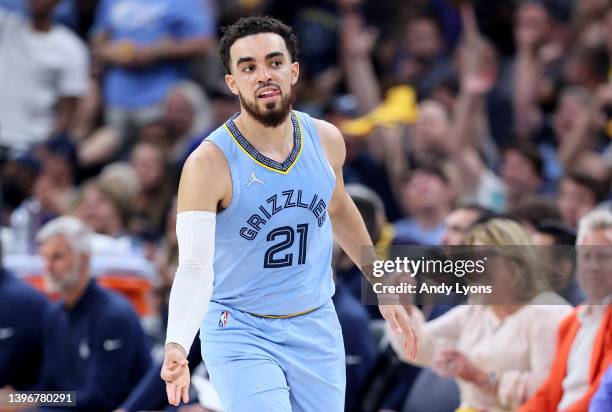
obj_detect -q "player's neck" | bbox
[235,111,294,152]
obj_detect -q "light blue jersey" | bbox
[207,110,336,316]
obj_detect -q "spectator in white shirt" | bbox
[0,0,88,151]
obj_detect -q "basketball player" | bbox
[160,16,417,411]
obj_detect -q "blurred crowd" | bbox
[1,0,612,411]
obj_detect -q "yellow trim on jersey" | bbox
[224,111,304,175]
[248,305,320,319]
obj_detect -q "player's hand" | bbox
[379,304,418,360]
[161,343,190,406]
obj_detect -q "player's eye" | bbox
[242,64,255,73]
[271,60,282,67]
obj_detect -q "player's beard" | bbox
[239,84,294,128]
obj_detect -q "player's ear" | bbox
[291,61,299,86]
[225,74,240,96]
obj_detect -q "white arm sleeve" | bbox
[165,211,216,354]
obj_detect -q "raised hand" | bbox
[340,12,378,58]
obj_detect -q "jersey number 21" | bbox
[264,224,309,268]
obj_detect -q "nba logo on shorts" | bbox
[218,311,230,328]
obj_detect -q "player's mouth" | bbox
[257,87,281,100]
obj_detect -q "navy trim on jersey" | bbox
[225,111,302,173]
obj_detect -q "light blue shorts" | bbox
[200,299,346,412]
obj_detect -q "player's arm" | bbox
[161,141,231,406]
[313,119,374,274]
[314,119,417,360]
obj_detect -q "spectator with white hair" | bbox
[31,216,150,412]
[518,208,612,412]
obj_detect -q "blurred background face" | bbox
[532,231,575,292]
[131,144,165,191]
[515,2,550,47]
[557,178,597,228]
[138,122,168,147]
[464,239,522,302]
[165,91,195,136]
[76,186,121,235]
[40,235,83,294]
[442,208,481,246]
[500,150,541,198]
[579,0,610,18]
[405,18,442,61]
[412,100,449,161]
[577,228,612,301]
[42,153,72,184]
[402,171,450,214]
[28,0,59,17]
[552,91,587,140]
[605,8,612,52]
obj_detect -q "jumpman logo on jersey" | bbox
[246,170,265,188]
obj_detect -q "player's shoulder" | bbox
[310,117,346,167]
[179,132,232,210]
[183,137,229,176]
[310,118,343,141]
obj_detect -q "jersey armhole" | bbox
[297,112,336,190]
[205,138,240,220]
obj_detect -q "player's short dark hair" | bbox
[219,16,299,74]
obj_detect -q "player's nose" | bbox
[256,66,273,83]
